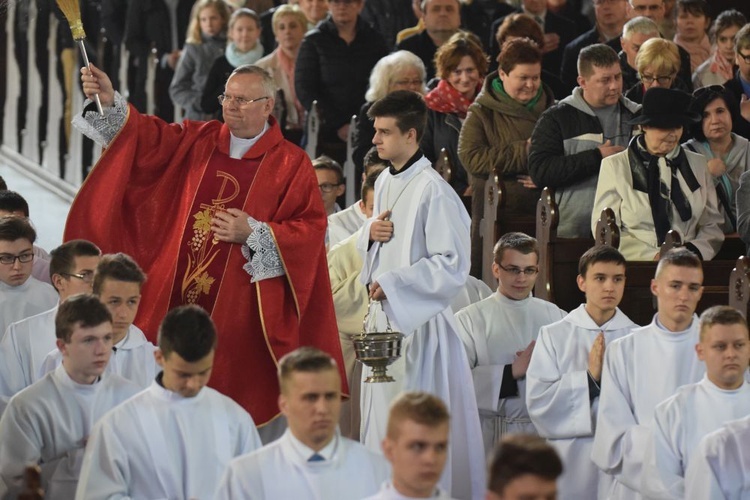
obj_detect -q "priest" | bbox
[70,64,346,432]
[526,245,638,500]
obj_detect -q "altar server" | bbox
[215,347,390,500]
[357,90,485,500]
[75,305,261,500]
[642,305,750,499]
[455,232,566,455]
[526,245,638,499]
[0,295,139,498]
[592,248,706,499]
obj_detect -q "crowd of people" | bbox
[2,0,750,497]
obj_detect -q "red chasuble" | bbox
[65,108,347,425]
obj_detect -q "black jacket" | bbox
[295,16,389,140]
[725,71,750,140]
[421,108,469,196]
[360,0,417,48]
[397,31,439,81]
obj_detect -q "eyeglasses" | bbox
[318,183,342,193]
[640,73,674,85]
[217,95,270,106]
[62,271,95,284]
[393,79,423,87]
[737,51,750,65]
[0,252,34,265]
[497,264,539,276]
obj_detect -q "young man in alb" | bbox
[357,90,485,500]
[526,245,638,499]
[455,232,565,456]
[76,305,262,500]
[0,294,139,498]
[642,305,750,499]
[485,434,563,500]
[592,248,706,499]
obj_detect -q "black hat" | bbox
[627,87,701,129]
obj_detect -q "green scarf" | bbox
[492,77,543,110]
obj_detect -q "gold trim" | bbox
[257,280,279,367]
[267,225,301,324]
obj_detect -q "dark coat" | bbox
[397,30,439,81]
[725,71,750,140]
[421,108,470,196]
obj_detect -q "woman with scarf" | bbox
[692,10,747,89]
[684,85,750,233]
[421,32,487,209]
[255,5,308,144]
[458,37,555,278]
[592,87,724,261]
[201,8,266,121]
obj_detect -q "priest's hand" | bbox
[511,340,535,379]
[588,332,605,382]
[369,281,386,301]
[81,64,114,108]
[370,211,393,242]
[211,208,252,243]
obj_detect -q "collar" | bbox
[55,362,102,392]
[114,324,149,351]
[567,303,633,331]
[654,313,698,336]
[389,149,423,175]
[152,372,206,403]
[229,121,270,159]
[286,428,339,462]
[701,374,747,395]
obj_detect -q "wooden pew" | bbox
[729,256,750,317]
[343,114,357,207]
[433,147,452,184]
[305,100,319,159]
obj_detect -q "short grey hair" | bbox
[622,16,659,40]
[365,51,427,103]
[230,65,279,97]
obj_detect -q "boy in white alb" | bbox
[642,305,750,499]
[0,190,53,284]
[0,216,57,340]
[0,294,139,498]
[357,90,485,500]
[486,434,564,500]
[365,392,455,500]
[0,240,101,412]
[526,245,638,499]
[455,232,566,456]
[592,248,707,499]
[215,347,389,500]
[39,252,157,389]
[76,305,262,500]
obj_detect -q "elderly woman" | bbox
[422,31,488,205]
[459,37,555,277]
[352,51,426,171]
[693,10,747,88]
[625,38,690,104]
[592,87,724,261]
[255,5,308,144]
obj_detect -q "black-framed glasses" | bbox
[318,183,342,193]
[738,51,750,65]
[640,73,675,85]
[497,264,539,276]
[62,271,95,284]
[217,95,270,106]
[0,252,34,265]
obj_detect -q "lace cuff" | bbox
[241,217,285,283]
[71,91,128,147]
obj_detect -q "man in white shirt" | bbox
[215,347,389,499]
[366,392,454,499]
[684,413,750,500]
[486,434,563,500]
[642,305,750,499]
[0,190,52,285]
[358,90,485,500]
[0,216,57,339]
[0,239,101,413]
[455,232,566,456]
[592,248,707,499]
[39,252,157,389]
[526,245,638,499]
[0,294,140,498]
[76,305,262,500]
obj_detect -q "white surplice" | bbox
[526,305,638,500]
[454,292,566,455]
[0,365,139,499]
[591,316,705,500]
[642,376,750,499]
[0,278,57,341]
[38,324,157,390]
[76,378,261,500]
[684,414,750,500]
[363,481,456,499]
[214,429,390,500]
[357,156,485,500]
[0,305,57,414]
[329,201,368,248]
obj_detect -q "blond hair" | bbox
[635,38,681,76]
[186,0,230,44]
